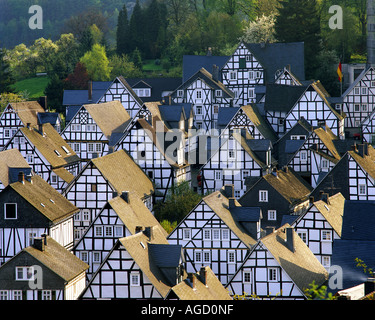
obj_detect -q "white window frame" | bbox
[203,229,211,240]
[81,252,88,263]
[203,251,211,263]
[322,256,331,268]
[243,271,251,283]
[297,230,308,244]
[259,190,268,202]
[300,150,308,163]
[196,106,202,115]
[130,272,140,286]
[16,266,34,281]
[268,210,277,221]
[4,203,17,220]
[196,90,202,100]
[359,184,367,195]
[95,226,103,237]
[215,90,222,97]
[229,71,237,81]
[221,229,230,240]
[114,226,123,237]
[228,251,235,264]
[268,267,278,282]
[177,90,184,98]
[212,229,220,241]
[215,170,222,180]
[105,226,113,237]
[183,228,191,240]
[248,88,255,99]
[321,230,332,242]
[41,290,52,300]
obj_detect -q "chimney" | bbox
[121,191,129,203]
[41,233,47,245]
[365,278,375,296]
[228,198,236,209]
[358,144,366,158]
[364,143,369,156]
[18,171,25,184]
[38,123,45,136]
[38,96,48,111]
[309,196,315,204]
[285,227,295,252]
[272,167,278,177]
[224,185,234,198]
[283,166,289,173]
[26,123,31,130]
[187,273,197,289]
[88,81,93,101]
[33,237,45,251]
[265,226,275,235]
[135,226,143,233]
[199,267,207,286]
[368,0,375,67]
[212,64,219,82]
[144,227,153,241]
[321,193,329,204]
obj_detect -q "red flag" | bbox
[337,62,343,82]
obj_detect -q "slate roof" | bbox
[230,207,261,222]
[19,123,80,170]
[260,224,329,293]
[37,112,61,126]
[244,42,306,83]
[90,149,154,199]
[264,84,307,112]
[62,89,106,106]
[0,149,31,187]
[9,175,79,224]
[217,107,240,128]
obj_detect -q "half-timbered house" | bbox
[62,149,154,241]
[169,67,234,131]
[3,123,81,192]
[0,174,79,264]
[79,225,186,300]
[361,107,375,145]
[0,235,88,300]
[290,192,345,269]
[73,193,166,280]
[225,224,329,299]
[239,167,313,229]
[200,130,271,198]
[61,101,132,164]
[168,186,260,285]
[220,42,305,107]
[274,66,303,86]
[0,149,32,191]
[310,143,375,201]
[0,101,45,149]
[97,76,144,118]
[113,116,190,202]
[340,66,375,128]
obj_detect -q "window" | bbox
[213,105,219,114]
[93,252,101,263]
[354,87,360,95]
[249,71,255,80]
[130,273,140,286]
[41,290,52,300]
[88,143,94,153]
[195,251,202,263]
[203,251,211,263]
[215,90,222,97]
[256,71,262,79]
[248,88,255,99]
[291,135,306,140]
[196,106,202,115]
[335,104,342,111]
[105,226,113,237]
[359,184,366,195]
[268,210,277,221]
[268,268,278,282]
[183,228,191,240]
[95,226,103,237]
[81,252,88,263]
[228,149,235,159]
[72,143,80,153]
[222,229,229,240]
[212,229,220,241]
[322,256,331,268]
[81,209,90,221]
[177,90,184,97]
[297,230,308,244]
[243,271,251,283]
[114,226,123,237]
[228,251,235,263]
[300,151,308,163]
[4,129,10,138]
[16,267,34,281]
[26,154,34,164]
[203,229,211,240]
[71,124,81,131]
[51,174,58,184]
[354,104,360,112]
[259,190,268,202]
[0,291,8,300]
[321,230,332,241]
[321,159,329,169]
[4,203,17,219]
[235,190,241,198]
[242,170,249,179]
[278,118,284,126]
[196,90,202,99]
[95,143,102,153]
[229,71,237,80]
[13,291,22,300]
[215,170,222,180]
[362,104,368,112]
[362,87,368,95]
[239,57,246,69]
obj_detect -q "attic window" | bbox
[40,203,45,207]
[50,199,55,204]
[140,242,146,249]
[324,204,329,211]
[54,150,61,157]
[61,146,70,154]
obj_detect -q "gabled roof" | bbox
[90,149,154,199]
[182,55,230,82]
[0,149,31,187]
[19,123,80,170]
[309,126,341,163]
[62,89,107,106]
[264,84,308,112]
[37,112,61,126]
[342,66,374,97]
[169,266,232,300]
[83,101,132,139]
[6,101,45,126]
[9,175,79,224]
[107,194,167,238]
[244,42,305,83]
[260,224,328,292]
[23,236,89,282]
[347,144,375,181]
[203,189,258,247]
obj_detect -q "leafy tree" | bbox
[109,54,143,79]
[304,281,336,300]
[0,92,25,111]
[64,62,90,90]
[160,220,177,234]
[30,38,59,74]
[128,0,145,55]
[240,14,277,44]
[44,74,65,113]
[154,181,203,224]
[131,47,143,70]
[275,0,322,80]
[0,47,15,94]
[80,44,112,81]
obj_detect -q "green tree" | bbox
[116,4,130,55]
[131,47,143,70]
[128,0,145,55]
[275,0,322,80]
[80,44,112,81]
[44,74,65,113]
[0,47,15,94]
[240,14,277,44]
[109,54,143,78]
[154,181,203,224]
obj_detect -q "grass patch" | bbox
[12,77,49,99]
[142,59,163,72]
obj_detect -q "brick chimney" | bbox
[199,267,207,286]
[285,227,295,252]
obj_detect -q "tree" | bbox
[131,47,143,70]
[240,14,277,44]
[109,54,143,79]
[275,0,322,80]
[30,38,58,74]
[80,44,112,81]
[154,181,203,224]
[44,74,65,113]
[64,62,90,90]
[116,4,130,55]
[128,0,145,54]
[0,47,15,94]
